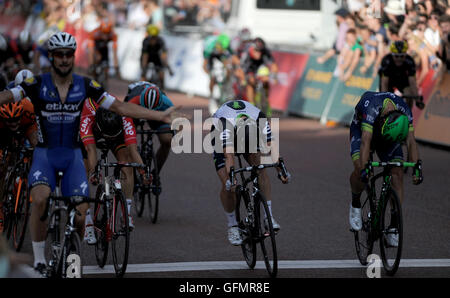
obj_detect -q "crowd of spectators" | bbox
[1,0,232,37]
[318,0,450,85]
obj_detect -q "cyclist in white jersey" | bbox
[210,100,290,245]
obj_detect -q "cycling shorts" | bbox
[28,147,89,197]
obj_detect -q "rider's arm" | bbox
[406,129,419,163]
[112,33,119,69]
[84,143,98,176]
[380,76,389,92]
[359,130,373,171]
[108,99,173,123]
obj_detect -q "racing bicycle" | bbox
[230,155,289,278]
[352,156,420,276]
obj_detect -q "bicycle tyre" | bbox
[133,169,145,217]
[257,193,277,278]
[235,186,257,269]
[94,184,109,268]
[64,232,82,278]
[12,177,30,252]
[354,190,375,266]
[379,188,403,276]
[111,189,130,277]
[148,150,159,224]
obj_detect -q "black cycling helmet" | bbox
[253,37,266,51]
[95,108,123,138]
[390,40,408,54]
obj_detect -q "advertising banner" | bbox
[269,51,309,112]
[287,54,338,119]
[324,62,379,125]
[414,72,450,147]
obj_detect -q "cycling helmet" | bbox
[239,28,251,41]
[47,32,77,51]
[253,37,266,51]
[390,40,408,54]
[0,102,24,120]
[140,85,161,109]
[19,30,32,47]
[147,24,160,37]
[235,115,258,153]
[380,110,409,143]
[0,34,7,51]
[99,19,113,34]
[216,33,230,50]
[95,108,123,138]
[14,69,34,86]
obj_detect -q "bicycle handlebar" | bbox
[369,161,416,168]
[136,129,176,135]
[229,157,288,185]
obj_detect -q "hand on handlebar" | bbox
[89,170,101,186]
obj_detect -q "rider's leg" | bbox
[246,75,256,104]
[114,146,134,224]
[156,131,172,173]
[30,184,52,266]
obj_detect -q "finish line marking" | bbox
[82,259,450,275]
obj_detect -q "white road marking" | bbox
[82,259,450,275]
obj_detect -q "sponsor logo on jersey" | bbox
[24,77,36,85]
[90,80,102,89]
[227,100,245,110]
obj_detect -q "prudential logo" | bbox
[366,254,381,278]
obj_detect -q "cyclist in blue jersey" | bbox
[348,91,423,246]
[124,81,174,193]
[0,32,178,275]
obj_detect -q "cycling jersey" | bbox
[11,73,116,149]
[207,49,231,71]
[379,53,416,92]
[124,81,173,131]
[350,91,413,162]
[141,36,167,66]
[211,100,272,171]
[0,98,37,148]
[240,47,275,74]
[80,97,137,153]
[88,28,118,62]
[9,38,37,65]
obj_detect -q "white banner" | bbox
[116,28,210,97]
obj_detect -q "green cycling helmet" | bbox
[216,33,230,50]
[381,111,409,143]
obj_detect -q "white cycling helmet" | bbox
[14,69,34,86]
[0,34,7,51]
[47,32,77,51]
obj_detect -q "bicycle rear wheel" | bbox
[379,188,403,276]
[354,190,374,266]
[133,170,145,217]
[257,194,277,278]
[147,149,159,224]
[235,187,256,269]
[94,184,109,268]
[111,189,130,277]
[12,177,30,252]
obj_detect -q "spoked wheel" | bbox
[12,178,30,252]
[379,189,403,276]
[235,187,256,269]
[111,190,130,278]
[133,170,145,217]
[64,232,82,278]
[148,152,159,224]
[94,184,109,268]
[354,191,374,266]
[257,194,277,278]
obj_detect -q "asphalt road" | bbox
[14,77,450,282]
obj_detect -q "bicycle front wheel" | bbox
[111,189,130,278]
[235,187,256,269]
[257,194,277,278]
[12,177,30,252]
[379,188,403,276]
[354,190,374,266]
[133,170,145,217]
[147,150,159,224]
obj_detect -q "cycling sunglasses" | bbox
[52,50,75,59]
[392,53,406,58]
[4,116,21,123]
